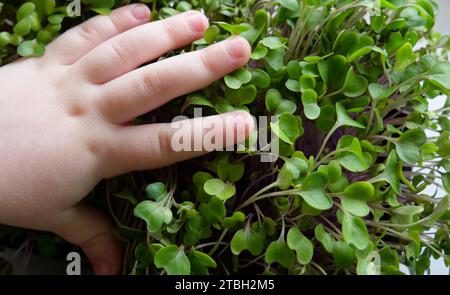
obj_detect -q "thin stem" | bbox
[239,254,264,268]
[237,188,300,210]
[195,242,228,250]
[364,102,376,136]
[310,262,328,275]
[208,229,228,256]
[315,125,338,164]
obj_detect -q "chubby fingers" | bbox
[75,10,209,83]
[48,4,151,65]
[95,36,251,124]
[101,111,254,177]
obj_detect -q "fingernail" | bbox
[226,36,249,59]
[131,4,150,20]
[187,12,208,33]
[92,258,111,275]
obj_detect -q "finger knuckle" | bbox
[161,19,179,45]
[107,13,123,35]
[199,49,215,74]
[109,41,130,64]
[142,70,166,96]
[157,130,174,161]
[77,21,101,44]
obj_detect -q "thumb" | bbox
[51,203,122,275]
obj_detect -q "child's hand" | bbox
[0,4,253,274]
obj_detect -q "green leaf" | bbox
[199,196,226,224]
[91,0,114,14]
[393,129,426,165]
[348,46,373,63]
[215,99,234,113]
[48,14,64,25]
[327,160,342,183]
[204,178,236,201]
[442,173,450,193]
[265,47,285,71]
[204,25,219,44]
[333,30,359,55]
[225,84,257,105]
[216,22,250,34]
[270,113,302,145]
[261,36,285,49]
[154,245,190,275]
[279,0,300,11]
[301,89,320,120]
[252,69,271,88]
[17,39,45,57]
[391,205,424,225]
[426,195,449,224]
[316,105,336,132]
[342,211,370,250]
[335,102,365,129]
[224,69,252,89]
[182,93,214,112]
[145,182,167,202]
[341,197,370,217]
[427,62,450,90]
[253,9,269,30]
[332,241,355,268]
[265,89,297,115]
[343,181,375,201]
[299,74,316,92]
[395,42,417,72]
[314,224,335,253]
[189,250,216,274]
[251,44,268,60]
[0,32,12,47]
[265,240,295,269]
[372,150,401,194]
[91,0,115,8]
[17,2,35,20]
[277,156,308,188]
[285,79,301,92]
[287,61,302,79]
[134,242,162,269]
[134,201,172,233]
[342,68,368,97]
[217,161,244,182]
[368,83,385,102]
[275,100,297,115]
[222,211,246,229]
[392,205,424,216]
[265,89,282,113]
[193,171,213,188]
[287,227,313,264]
[336,136,371,172]
[298,171,332,210]
[14,19,31,36]
[224,77,243,90]
[240,24,262,45]
[231,224,265,256]
[319,55,348,91]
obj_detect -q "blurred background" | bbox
[436,0,450,35]
[426,0,449,275]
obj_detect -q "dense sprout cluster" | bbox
[1,0,450,275]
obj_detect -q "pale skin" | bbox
[0,4,254,274]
